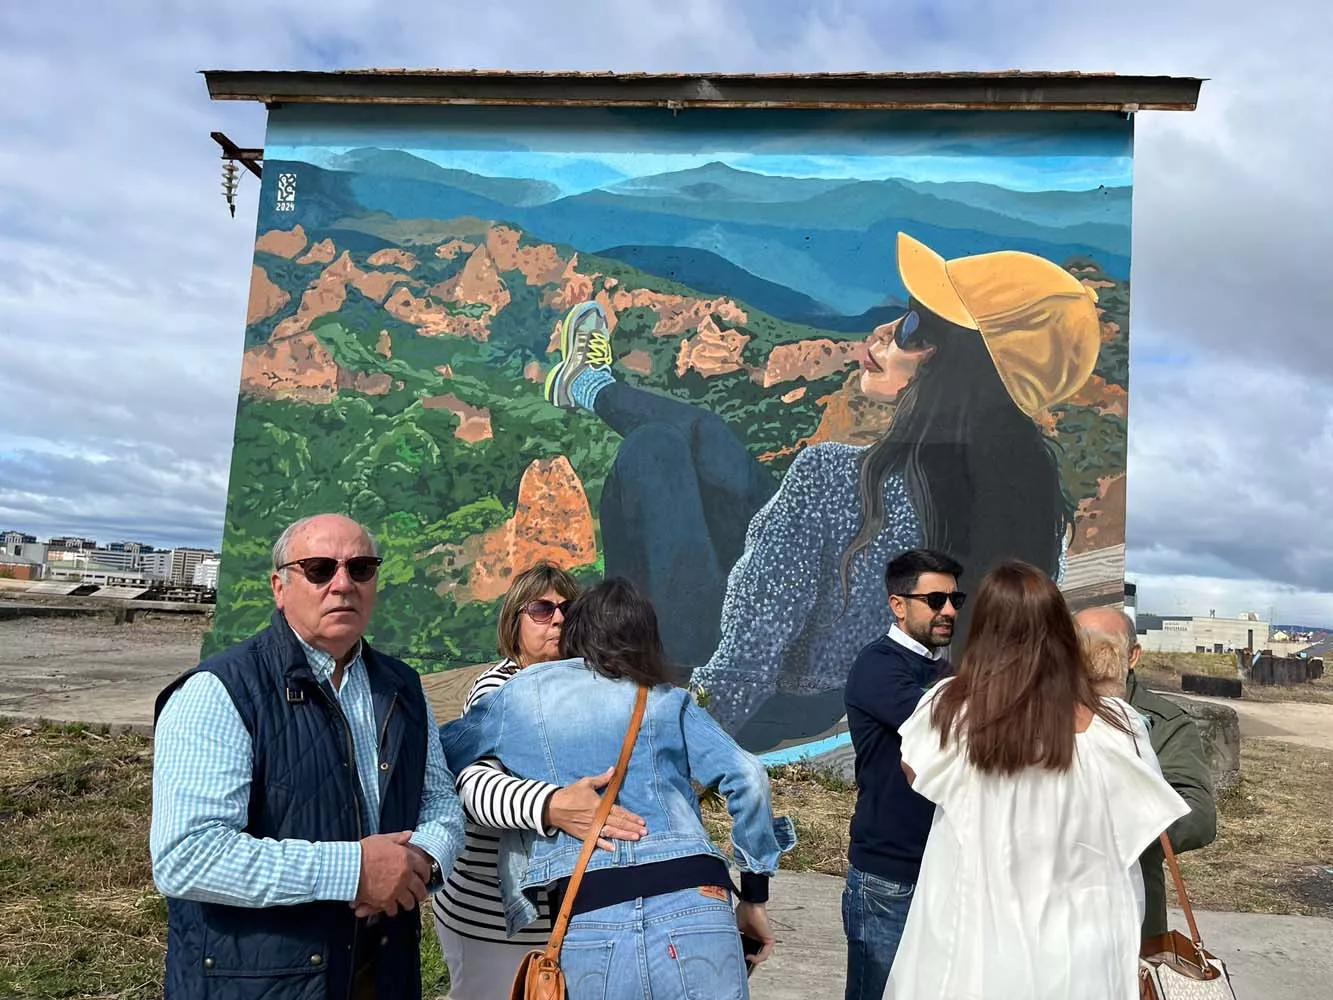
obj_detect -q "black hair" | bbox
[884,548,965,600]
[558,577,677,687]
[838,306,1072,643]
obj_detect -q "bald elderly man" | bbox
[1075,607,1217,941]
[150,514,464,1000]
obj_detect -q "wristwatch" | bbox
[429,857,442,888]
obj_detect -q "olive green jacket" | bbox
[1126,670,1218,938]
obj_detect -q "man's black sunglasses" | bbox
[278,556,383,585]
[522,598,571,624]
[899,591,967,612]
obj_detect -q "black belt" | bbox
[549,854,732,918]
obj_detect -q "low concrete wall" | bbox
[1162,693,1241,795]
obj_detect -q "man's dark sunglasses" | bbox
[522,598,571,624]
[899,591,967,612]
[278,556,383,585]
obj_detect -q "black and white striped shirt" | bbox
[432,660,557,943]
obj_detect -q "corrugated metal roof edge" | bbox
[201,69,1203,112]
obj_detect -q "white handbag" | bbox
[1137,832,1237,999]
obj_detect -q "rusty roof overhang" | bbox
[202,69,1202,113]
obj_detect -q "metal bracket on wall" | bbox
[210,131,264,218]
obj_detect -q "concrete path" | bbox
[758,871,1333,1000]
[1180,694,1333,751]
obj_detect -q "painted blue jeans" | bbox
[842,863,915,1000]
[557,887,750,1000]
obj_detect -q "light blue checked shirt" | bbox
[150,625,463,909]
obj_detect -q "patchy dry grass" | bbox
[706,744,1333,919]
[1175,738,1333,915]
[702,762,855,877]
[3,724,1330,997]
[1138,652,1333,705]
[0,723,450,1000]
[0,722,163,999]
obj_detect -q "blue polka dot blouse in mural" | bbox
[691,441,923,733]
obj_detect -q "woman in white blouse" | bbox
[885,560,1187,1000]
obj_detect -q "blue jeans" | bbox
[558,887,750,999]
[843,863,915,1000]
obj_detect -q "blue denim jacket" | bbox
[439,658,797,934]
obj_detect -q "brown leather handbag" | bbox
[509,685,648,1000]
[1138,832,1236,999]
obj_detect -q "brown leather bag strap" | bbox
[543,684,648,959]
[1124,705,1210,968]
[1158,830,1208,961]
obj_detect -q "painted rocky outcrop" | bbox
[255,224,308,259]
[247,265,290,325]
[760,339,861,388]
[422,393,494,443]
[1068,474,1127,555]
[441,456,597,603]
[367,248,419,271]
[297,239,337,265]
[675,318,750,378]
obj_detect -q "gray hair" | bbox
[272,514,379,578]
[1078,610,1138,694]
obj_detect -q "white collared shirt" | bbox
[888,622,945,661]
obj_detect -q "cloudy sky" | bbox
[1,1,1330,623]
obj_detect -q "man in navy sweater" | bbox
[842,548,964,1000]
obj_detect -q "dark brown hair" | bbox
[496,561,580,666]
[559,577,676,687]
[837,313,1071,648]
[930,559,1130,775]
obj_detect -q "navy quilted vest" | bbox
[153,611,428,1000]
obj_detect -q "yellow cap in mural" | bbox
[895,232,1102,418]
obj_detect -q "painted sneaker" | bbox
[544,300,614,410]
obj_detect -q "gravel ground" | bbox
[0,613,209,728]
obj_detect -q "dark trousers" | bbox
[842,863,915,1000]
[594,382,777,673]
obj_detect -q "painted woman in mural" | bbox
[542,232,1102,751]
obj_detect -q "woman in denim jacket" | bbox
[440,577,796,999]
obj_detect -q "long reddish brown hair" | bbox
[930,560,1130,775]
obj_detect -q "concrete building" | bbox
[139,550,173,581]
[45,566,147,587]
[170,548,215,587]
[46,536,97,555]
[1,531,47,567]
[204,68,1201,752]
[1139,611,1270,654]
[192,557,221,589]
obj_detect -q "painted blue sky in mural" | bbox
[263,105,1132,318]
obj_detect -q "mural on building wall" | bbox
[209,105,1133,751]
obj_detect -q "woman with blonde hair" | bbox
[432,561,647,1000]
[885,561,1187,1000]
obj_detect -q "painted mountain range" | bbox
[270,149,1131,317]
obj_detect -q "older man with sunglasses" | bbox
[842,547,965,1000]
[150,513,464,1000]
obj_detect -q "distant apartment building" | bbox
[1139,611,1271,653]
[46,536,97,555]
[141,547,218,586]
[192,557,221,589]
[0,531,47,567]
[139,550,172,580]
[86,541,154,573]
